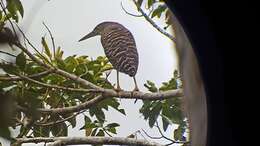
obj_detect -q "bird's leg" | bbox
[133,76,139,91]
[133,76,139,103]
[115,70,123,92]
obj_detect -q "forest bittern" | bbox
[79,22,139,91]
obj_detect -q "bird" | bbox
[79,21,139,92]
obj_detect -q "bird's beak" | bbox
[78,31,97,42]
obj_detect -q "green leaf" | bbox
[54,46,64,59]
[67,116,76,128]
[84,115,91,123]
[117,109,126,115]
[33,125,50,137]
[148,103,162,127]
[64,56,78,73]
[162,115,170,131]
[75,64,87,75]
[41,37,52,58]
[174,70,179,78]
[0,11,2,21]
[96,129,105,136]
[91,128,98,136]
[42,74,64,84]
[0,81,15,88]
[148,0,155,8]
[35,53,50,64]
[51,123,67,136]
[100,63,113,72]
[76,55,89,63]
[16,52,26,70]
[174,124,186,141]
[151,5,167,18]
[137,0,144,7]
[144,80,158,92]
[0,63,20,74]
[169,107,183,124]
[6,0,24,22]
[106,123,120,128]
[0,126,10,140]
[139,100,153,120]
[15,0,24,17]
[107,127,117,134]
[96,109,105,122]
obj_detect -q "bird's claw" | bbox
[114,86,123,92]
[132,87,139,103]
[132,87,139,92]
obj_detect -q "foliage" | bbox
[0,0,23,26]
[137,0,174,29]
[140,70,187,141]
[80,116,120,137]
[0,0,24,140]
[0,39,126,138]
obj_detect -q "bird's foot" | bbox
[114,86,123,92]
[132,87,139,92]
[132,87,139,103]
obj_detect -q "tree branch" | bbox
[0,70,52,81]
[17,89,183,114]
[18,95,106,114]
[129,0,176,42]
[14,136,164,146]
[18,74,101,93]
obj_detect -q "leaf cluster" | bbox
[137,0,174,29]
[140,70,187,141]
[0,37,124,139]
[0,0,23,25]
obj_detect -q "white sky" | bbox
[0,0,180,145]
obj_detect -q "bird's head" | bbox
[78,21,120,42]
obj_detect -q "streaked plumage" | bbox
[79,21,139,91]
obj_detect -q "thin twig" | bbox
[42,22,56,58]
[0,50,31,61]
[130,0,176,42]
[35,110,84,126]
[14,23,53,66]
[120,1,143,17]
[18,74,102,93]
[0,70,52,81]
[0,50,17,58]
[155,121,188,144]
[141,129,163,139]
[0,58,12,64]
[17,95,106,114]
[103,129,113,137]
[155,121,175,142]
